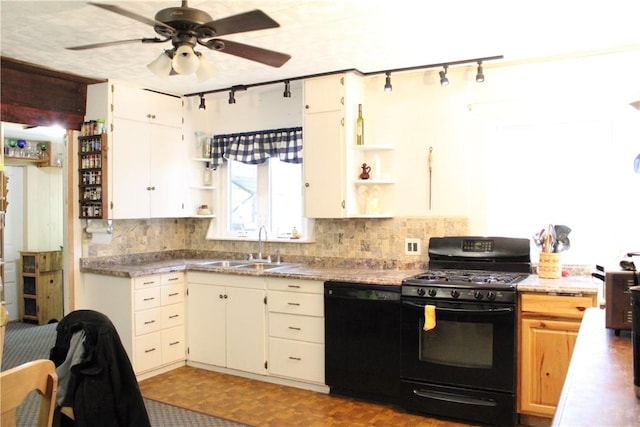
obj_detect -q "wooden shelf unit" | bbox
[20,250,63,325]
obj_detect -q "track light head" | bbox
[283,80,291,98]
[228,90,236,104]
[439,65,449,87]
[476,61,485,82]
[198,93,206,111]
[384,72,392,92]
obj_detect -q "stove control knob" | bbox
[474,291,484,300]
[450,290,460,299]
[417,288,426,296]
[428,289,437,297]
[487,291,496,301]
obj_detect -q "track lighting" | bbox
[283,80,291,98]
[476,61,485,83]
[384,72,392,92]
[198,94,206,111]
[228,90,236,104]
[439,65,449,87]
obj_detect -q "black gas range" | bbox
[400,236,531,426]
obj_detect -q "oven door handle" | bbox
[413,388,497,407]
[402,300,514,314]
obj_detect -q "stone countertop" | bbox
[552,307,640,426]
[80,257,600,293]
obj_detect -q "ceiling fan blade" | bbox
[88,2,176,35]
[205,39,290,68]
[202,9,280,37]
[66,37,168,51]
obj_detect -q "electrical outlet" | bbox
[405,238,421,255]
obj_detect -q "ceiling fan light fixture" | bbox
[172,44,200,75]
[384,72,393,92]
[196,55,216,82]
[476,61,485,83]
[198,93,206,111]
[147,50,172,77]
[439,65,449,87]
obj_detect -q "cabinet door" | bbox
[226,286,266,374]
[111,118,151,219]
[304,74,344,113]
[303,110,345,218]
[147,91,183,128]
[149,124,186,218]
[520,318,580,416]
[186,283,226,366]
[112,84,150,122]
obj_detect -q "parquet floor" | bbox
[139,366,470,427]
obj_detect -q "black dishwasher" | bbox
[324,281,401,404]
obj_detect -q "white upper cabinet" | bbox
[303,72,393,218]
[85,81,186,219]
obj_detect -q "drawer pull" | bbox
[577,306,586,312]
[144,320,156,325]
[288,326,301,331]
[143,297,155,301]
[169,314,179,319]
[145,347,157,353]
[143,281,155,285]
[167,277,179,281]
[169,341,180,346]
[288,356,301,361]
[287,285,301,288]
[287,302,300,306]
[169,292,179,297]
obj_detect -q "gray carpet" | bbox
[2,321,247,427]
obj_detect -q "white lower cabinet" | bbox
[186,272,267,375]
[267,278,325,384]
[83,271,186,378]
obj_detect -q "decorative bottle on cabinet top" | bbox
[356,104,364,145]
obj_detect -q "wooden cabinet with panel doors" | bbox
[19,250,63,325]
[518,292,597,418]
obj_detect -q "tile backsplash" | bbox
[83,216,469,269]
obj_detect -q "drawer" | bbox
[135,308,161,335]
[520,293,595,320]
[161,303,185,329]
[268,337,324,384]
[267,278,323,294]
[134,287,161,311]
[162,326,186,364]
[161,271,184,285]
[134,331,162,373]
[134,275,161,290]
[268,291,323,316]
[161,282,185,306]
[268,312,324,344]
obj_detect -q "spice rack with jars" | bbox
[78,133,108,219]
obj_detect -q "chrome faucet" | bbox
[257,225,268,261]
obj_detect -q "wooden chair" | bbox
[1,359,58,427]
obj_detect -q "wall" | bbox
[81,48,640,267]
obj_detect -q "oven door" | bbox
[401,297,516,393]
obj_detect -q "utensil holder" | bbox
[538,252,562,278]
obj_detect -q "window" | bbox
[226,158,304,238]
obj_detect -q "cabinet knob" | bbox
[305,105,310,109]
[305,182,310,188]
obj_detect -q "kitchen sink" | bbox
[197,260,251,267]
[233,263,293,270]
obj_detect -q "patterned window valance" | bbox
[210,126,303,168]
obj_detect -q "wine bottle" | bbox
[356,104,364,145]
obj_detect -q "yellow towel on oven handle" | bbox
[423,304,436,331]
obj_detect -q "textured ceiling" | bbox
[1,0,640,97]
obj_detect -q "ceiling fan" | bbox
[66,1,291,81]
